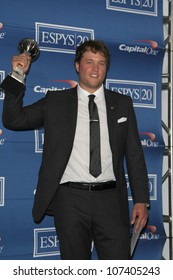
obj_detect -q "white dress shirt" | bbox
[60,84,115,183]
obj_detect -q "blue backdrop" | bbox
[0,0,165,260]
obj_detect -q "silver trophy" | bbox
[0,38,39,94]
[18,38,39,60]
[12,38,40,83]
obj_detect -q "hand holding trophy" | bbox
[0,38,39,94]
[12,38,40,83]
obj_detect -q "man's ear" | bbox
[75,62,79,72]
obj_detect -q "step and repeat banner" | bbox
[0,0,165,260]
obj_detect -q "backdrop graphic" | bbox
[0,0,165,259]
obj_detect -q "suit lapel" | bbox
[104,89,119,161]
[65,86,78,149]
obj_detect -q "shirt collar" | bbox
[77,84,104,102]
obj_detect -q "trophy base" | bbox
[0,74,25,97]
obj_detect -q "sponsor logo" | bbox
[106,0,158,16]
[119,40,159,56]
[140,132,159,147]
[35,22,94,54]
[127,173,157,200]
[0,129,6,146]
[137,39,158,49]
[0,177,5,207]
[0,71,5,100]
[34,80,77,95]
[140,225,160,240]
[106,79,156,108]
[33,227,60,258]
[0,22,6,39]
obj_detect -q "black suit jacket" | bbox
[2,81,149,223]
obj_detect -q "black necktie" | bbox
[88,95,102,178]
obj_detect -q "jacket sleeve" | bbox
[2,77,46,130]
[125,98,150,204]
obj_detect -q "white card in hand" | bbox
[130,222,143,256]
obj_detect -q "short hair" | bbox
[74,40,110,68]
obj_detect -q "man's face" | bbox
[75,50,107,93]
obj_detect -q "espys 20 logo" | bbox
[106,79,156,109]
[33,228,60,258]
[127,174,157,201]
[106,0,158,16]
[35,22,94,54]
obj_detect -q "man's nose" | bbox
[92,63,99,71]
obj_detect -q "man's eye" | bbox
[99,62,106,66]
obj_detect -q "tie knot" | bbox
[88,94,95,102]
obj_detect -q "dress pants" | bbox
[53,183,131,260]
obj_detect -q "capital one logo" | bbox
[0,129,6,146]
[35,22,94,54]
[106,0,158,16]
[0,71,5,100]
[140,225,160,240]
[0,22,6,39]
[118,40,159,56]
[0,177,5,207]
[33,227,60,257]
[127,174,157,200]
[140,132,159,148]
[34,80,77,95]
[106,79,156,108]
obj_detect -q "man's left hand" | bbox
[131,203,149,233]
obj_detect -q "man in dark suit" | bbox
[1,40,149,260]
